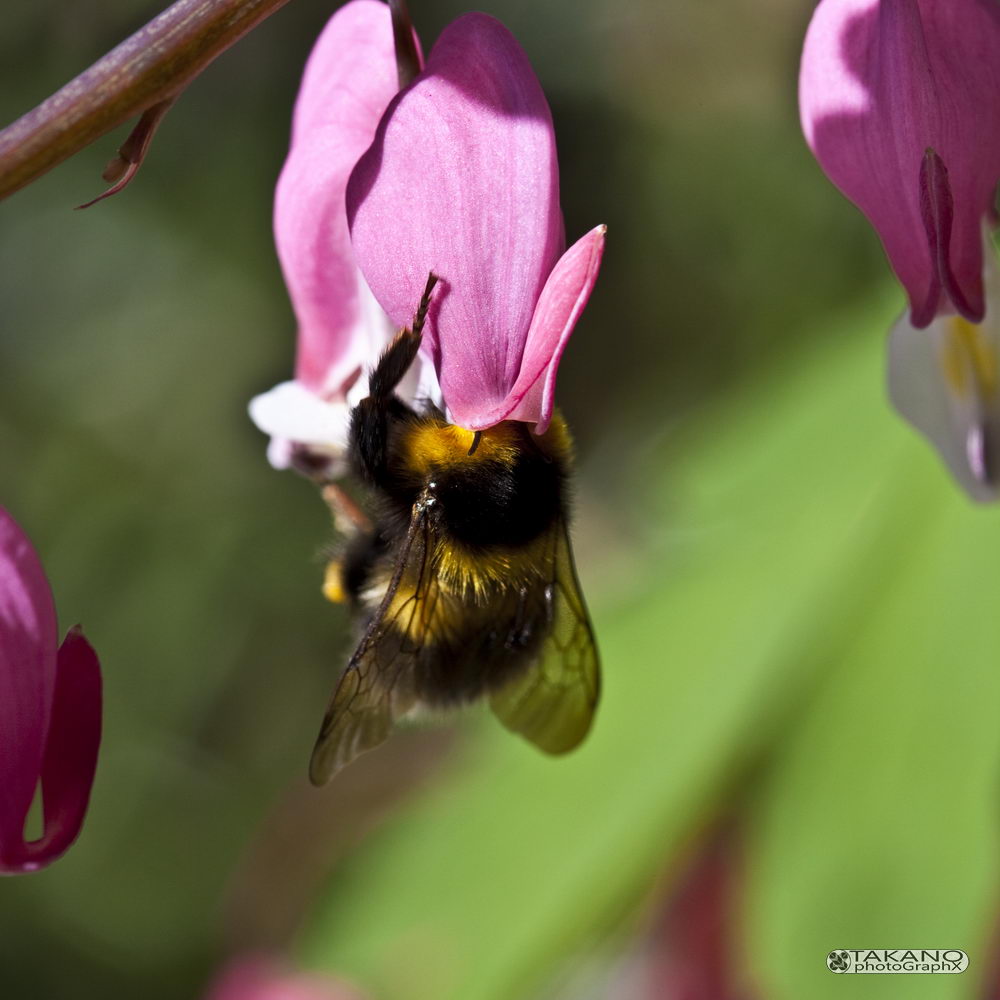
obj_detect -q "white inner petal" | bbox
[248,381,352,447]
[887,233,1000,502]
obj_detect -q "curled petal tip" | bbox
[502,224,606,432]
[0,512,101,873]
[20,627,103,869]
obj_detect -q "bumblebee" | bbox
[309,276,599,784]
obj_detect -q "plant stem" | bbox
[0,0,295,203]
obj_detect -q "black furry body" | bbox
[308,277,599,783]
[340,400,570,705]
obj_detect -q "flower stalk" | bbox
[388,0,421,89]
[0,0,296,204]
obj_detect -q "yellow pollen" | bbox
[940,316,998,400]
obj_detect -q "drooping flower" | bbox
[800,0,1000,329]
[0,506,102,874]
[346,13,605,433]
[248,0,436,477]
[800,0,1000,499]
[254,5,603,458]
[649,831,757,1000]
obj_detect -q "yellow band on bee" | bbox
[403,414,573,479]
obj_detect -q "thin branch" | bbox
[0,0,296,203]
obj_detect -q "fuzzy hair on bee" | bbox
[309,275,600,784]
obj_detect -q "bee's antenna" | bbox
[412,272,439,338]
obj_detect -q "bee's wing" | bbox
[309,501,437,785]
[489,521,600,754]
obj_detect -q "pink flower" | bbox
[253,5,603,462]
[647,831,758,1000]
[800,0,1000,328]
[249,0,435,476]
[347,13,605,433]
[0,507,101,874]
[204,956,364,1000]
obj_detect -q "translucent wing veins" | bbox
[489,520,600,754]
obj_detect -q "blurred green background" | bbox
[3,1,999,998]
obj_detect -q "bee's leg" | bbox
[322,559,348,605]
[351,394,407,486]
[353,272,439,485]
[331,528,387,608]
[369,272,440,400]
[368,329,423,401]
[321,483,371,535]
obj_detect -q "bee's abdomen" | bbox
[410,587,549,703]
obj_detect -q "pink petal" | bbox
[347,13,564,426]
[650,831,758,1000]
[800,0,1000,327]
[275,0,403,395]
[504,225,606,433]
[10,628,102,872]
[0,508,57,869]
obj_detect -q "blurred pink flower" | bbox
[249,0,435,476]
[0,507,101,874]
[800,0,1000,328]
[205,956,363,1000]
[648,833,757,1000]
[347,13,605,433]
[801,0,1000,499]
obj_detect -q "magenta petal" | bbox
[0,508,57,868]
[651,832,755,1000]
[347,13,564,423]
[10,628,102,872]
[800,0,1000,326]
[275,0,401,394]
[502,225,606,433]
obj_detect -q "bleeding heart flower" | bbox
[649,831,757,1000]
[346,12,605,433]
[248,0,436,477]
[0,507,102,874]
[799,0,1000,329]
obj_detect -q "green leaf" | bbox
[744,451,1000,1000]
